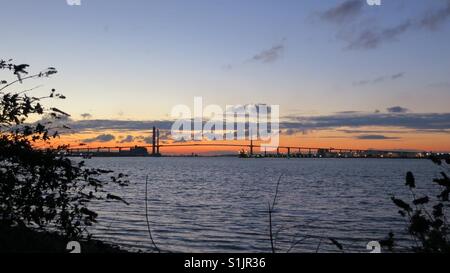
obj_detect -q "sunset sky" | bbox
[1,0,450,153]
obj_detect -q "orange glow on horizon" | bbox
[34,127,450,154]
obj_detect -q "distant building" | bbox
[119,146,149,156]
[317,149,337,158]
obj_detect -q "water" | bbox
[83,157,442,253]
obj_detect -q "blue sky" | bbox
[2,0,450,119]
[1,0,450,151]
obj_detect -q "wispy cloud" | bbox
[355,134,400,140]
[80,113,92,119]
[224,40,286,70]
[282,112,450,132]
[427,81,450,88]
[353,72,405,86]
[320,0,364,24]
[250,40,285,64]
[83,134,116,143]
[347,21,413,50]
[283,128,309,136]
[335,110,362,114]
[119,135,134,143]
[68,120,174,133]
[386,106,409,113]
[420,1,450,30]
[339,129,407,134]
[321,0,450,50]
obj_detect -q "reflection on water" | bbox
[84,157,438,253]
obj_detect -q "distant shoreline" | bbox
[69,155,430,159]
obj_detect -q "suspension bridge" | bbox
[63,127,425,159]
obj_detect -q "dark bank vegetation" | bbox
[0,59,129,252]
[381,157,450,253]
[0,222,126,253]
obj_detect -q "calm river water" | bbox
[83,157,440,253]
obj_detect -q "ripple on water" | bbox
[84,157,438,253]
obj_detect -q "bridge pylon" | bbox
[152,126,156,155]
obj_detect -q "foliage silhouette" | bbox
[383,158,450,252]
[0,59,128,242]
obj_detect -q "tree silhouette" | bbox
[0,59,128,241]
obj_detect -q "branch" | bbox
[272,174,282,209]
[268,201,275,253]
[145,175,161,253]
[0,73,41,93]
[268,174,283,253]
[0,67,57,93]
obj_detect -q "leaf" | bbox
[13,64,29,75]
[405,172,415,188]
[438,189,449,202]
[430,156,442,165]
[413,196,429,206]
[391,197,412,212]
[432,219,444,229]
[106,194,129,205]
[433,173,450,187]
[433,204,444,218]
[80,207,98,219]
[409,212,430,234]
[329,238,343,251]
[50,107,71,117]
[380,232,394,251]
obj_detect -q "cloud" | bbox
[136,130,172,144]
[67,120,174,133]
[339,129,407,134]
[142,136,153,144]
[52,111,450,139]
[282,112,450,131]
[347,21,413,50]
[320,0,364,24]
[419,1,450,30]
[83,134,116,143]
[250,41,285,64]
[427,82,450,88]
[335,111,362,114]
[283,128,309,136]
[225,41,286,69]
[322,0,450,50]
[355,134,400,140]
[80,113,92,119]
[387,106,409,113]
[120,135,134,143]
[391,73,405,80]
[353,72,405,86]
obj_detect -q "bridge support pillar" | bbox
[152,126,156,155]
[156,129,160,155]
